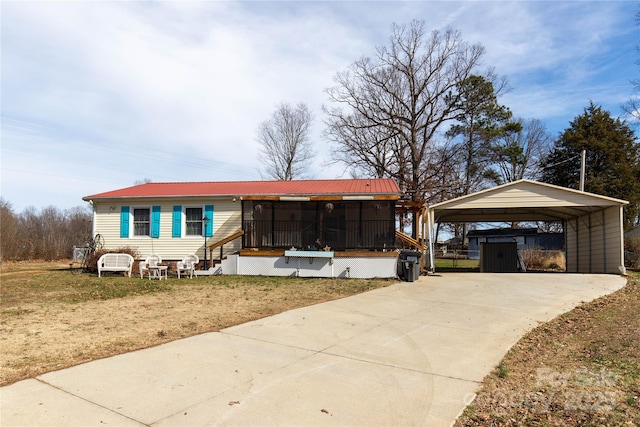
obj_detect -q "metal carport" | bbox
[426,180,628,274]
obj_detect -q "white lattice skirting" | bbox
[221,254,398,279]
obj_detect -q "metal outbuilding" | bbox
[427,180,628,274]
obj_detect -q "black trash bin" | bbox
[398,250,422,282]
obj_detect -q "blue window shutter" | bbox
[172,206,182,238]
[205,204,214,237]
[151,206,161,238]
[120,206,130,238]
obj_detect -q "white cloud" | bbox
[1,1,637,211]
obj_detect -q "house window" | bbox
[133,208,151,236]
[185,207,204,236]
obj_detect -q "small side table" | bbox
[148,265,168,280]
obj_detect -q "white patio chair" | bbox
[139,255,162,279]
[177,254,199,278]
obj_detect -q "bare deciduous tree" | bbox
[0,199,92,261]
[623,6,640,124]
[323,20,485,237]
[329,112,401,179]
[0,199,18,260]
[258,102,313,181]
[491,118,551,183]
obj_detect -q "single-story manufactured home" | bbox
[83,178,401,278]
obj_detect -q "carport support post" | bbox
[602,209,607,273]
[589,213,593,273]
[427,208,435,273]
[576,218,580,273]
[620,206,625,270]
[421,206,427,273]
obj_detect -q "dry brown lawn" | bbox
[0,260,393,386]
[455,271,640,426]
[3,261,639,425]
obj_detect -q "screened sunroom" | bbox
[241,200,396,251]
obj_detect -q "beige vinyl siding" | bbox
[93,198,242,262]
[566,218,577,273]
[209,203,242,261]
[93,204,125,246]
[560,206,622,274]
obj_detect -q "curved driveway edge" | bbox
[1,273,626,426]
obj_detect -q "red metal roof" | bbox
[83,178,400,200]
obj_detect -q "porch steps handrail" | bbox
[395,230,426,250]
[208,230,244,251]
[396,230,429,275]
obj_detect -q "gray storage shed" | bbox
[480,242,519,273]
[427,180,628,274]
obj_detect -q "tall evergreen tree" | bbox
[445,74,520,241]
[446,74,520,196]
[541,102,640,229]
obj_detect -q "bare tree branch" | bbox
[324,21,485,216]
[491,118,552,183]
[258,102,313,180]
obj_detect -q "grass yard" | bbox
[435,249,566,272]
[2,261,639,426]
[434,257,479,270]
[455,271,640,426]
[0,260,393,386]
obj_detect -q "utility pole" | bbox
[579,150,586,191]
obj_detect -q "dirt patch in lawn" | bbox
[0,260,393,386]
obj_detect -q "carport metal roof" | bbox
[429,180,627,223]
[426,180,628,274]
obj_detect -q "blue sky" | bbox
[1,1,638,212]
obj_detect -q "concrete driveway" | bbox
[1,273,626,426]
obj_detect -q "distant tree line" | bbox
[0,199,92,261]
